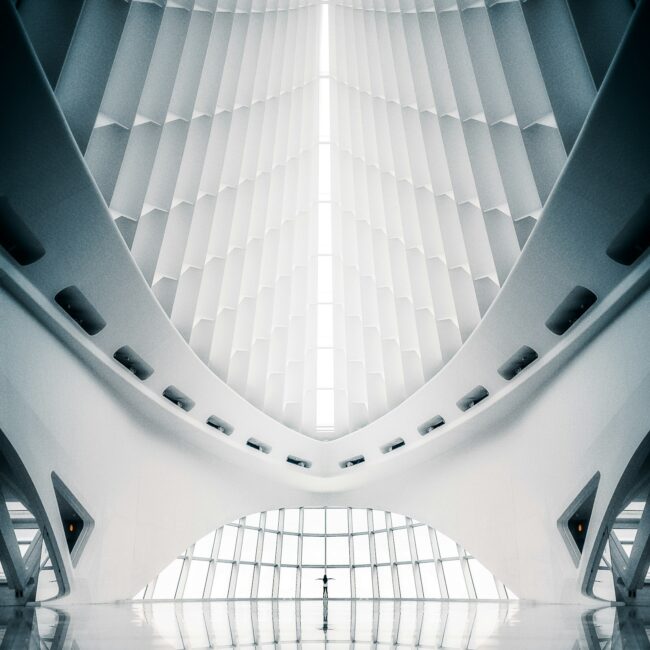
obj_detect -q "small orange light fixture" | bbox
[68,523,75,533]
[577,523,583,533]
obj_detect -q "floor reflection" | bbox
[2,600,650,649]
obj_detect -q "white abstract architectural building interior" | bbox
[0,0,649,646]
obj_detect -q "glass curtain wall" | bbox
[135,508,515,600]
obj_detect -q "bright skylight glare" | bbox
[316,2,334,433]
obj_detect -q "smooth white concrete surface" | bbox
[11,600,632,649]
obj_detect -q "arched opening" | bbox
[587,430,650,603]
[135,507,515,601]
[0,428,67,604]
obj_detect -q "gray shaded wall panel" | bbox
[17,0,84,89]
[567,0,635,89]
[521,0,596,152]
[55,0,129,153]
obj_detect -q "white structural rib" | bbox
[327,0,566,434]
[83,0,566,439]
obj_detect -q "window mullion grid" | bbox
[350,599,357,642]
[175,542,194,599]
[458,542,477,599]
[296,508,304,599]
[392,597,402,644]
[250,602,259,644]
[204,526,223,599]
[385,512,401,599]
[251,512,266,598]
[272,509,285,599]
[228,518,246,599]
[348,507,356,599]
[203,600,219,647]
[406,517,424,599]
[429,528,449,598]
[495,577,508,600]
[367,508,379,599]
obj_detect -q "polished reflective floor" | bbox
[2,600,647,649]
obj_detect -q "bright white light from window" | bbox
[258,565,274,597]
[284,509,300,533]
[318,203,332,254]
[319,4,329,76]
[352,509,368,532]
[436,531,459,559]
[261,532,277,564]
[185,560,209,598]
[317,304,333,347]
[235,564,254,598]
[218,526,237,560]
[327,536,349,565]
[316,3,334,434]
[317,349,334,387]
[420,564,441,598]
[318,145,331,201]
[443,560,469,599]
[353,535,370,564]
[302,536,325,564]
[281,534,299,564]
[377,565,394,598]
[327,508,348,534]
[240,528,258,561]
[279,567,297,597]
[193,531,215,558]
[303,508,326,534]
[397,564,416,598]
[355,567,373,598]
[375,532,390,564]
[316,390,334,428]
[319,79,330,141]
[210,563,230,598]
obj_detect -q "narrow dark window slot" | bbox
[456,386,489,412]
[247,438,271,454]
[606,195,650,265]
[418,415,445,436]
[0,197,46,265]
[381,438,405,454]
[497,345,539,381]
[113,346,154,380]
[545,286,597,335]
[54,286,106,335]
[287,455,312,468]
[162,386,195,412]
[339,455,365,469]
[206,416,233,436]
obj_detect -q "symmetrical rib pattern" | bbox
[83,0,567,439]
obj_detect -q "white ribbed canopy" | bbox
[85,0,566,439]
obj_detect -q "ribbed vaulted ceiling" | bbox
[85,0,566,439]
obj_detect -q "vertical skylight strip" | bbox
[315,2,334,435]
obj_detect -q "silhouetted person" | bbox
[317,572,334,600]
